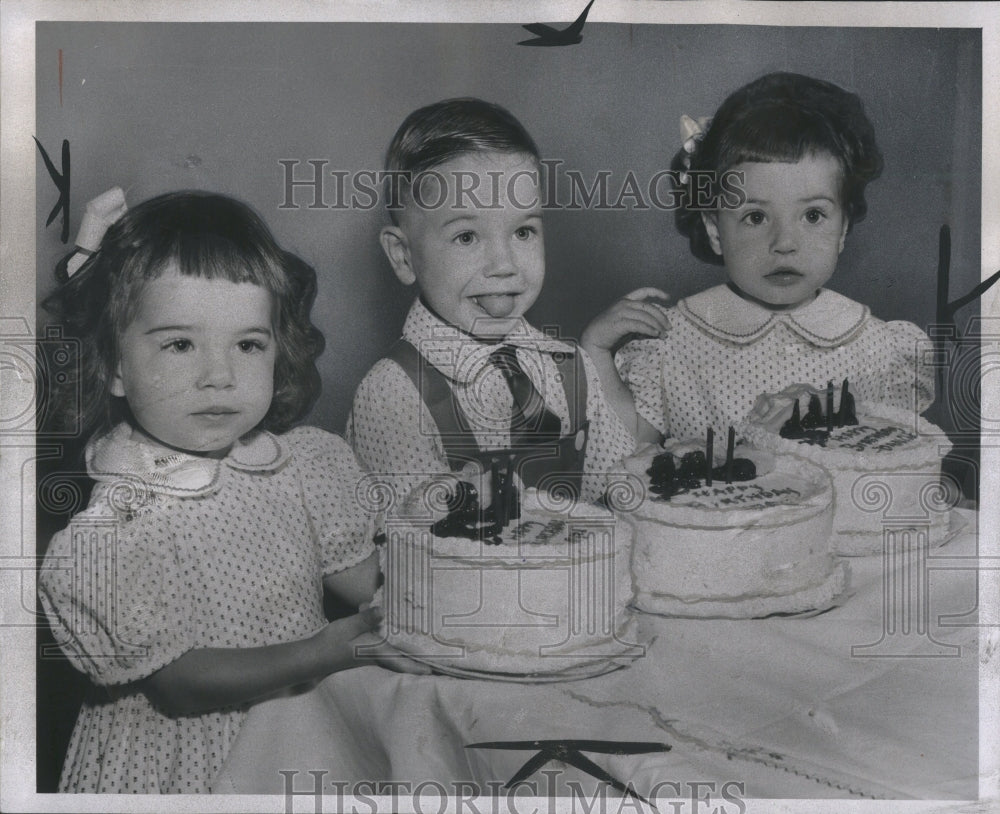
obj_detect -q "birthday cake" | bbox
[741,382,953,555]
[619,436,846,619]
[376,479,638,676]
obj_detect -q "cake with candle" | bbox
[374,469,639,676]
[618,427,847,619]
[740,381,953,555]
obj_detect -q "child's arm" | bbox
[140,607,391,716]
[323,550,380,610]
[143,548,430,716]
[581,288,670,445]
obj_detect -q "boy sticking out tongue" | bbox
[348,98,654,513]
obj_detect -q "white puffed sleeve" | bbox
[38,496,196,686]
[615,337,669,435]
[282,427,378,576]
[881,320,936,414]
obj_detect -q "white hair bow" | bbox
[680,114,711,153]
[64,186,127,278]
[677,115,712,185]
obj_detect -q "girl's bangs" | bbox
[716,106,842,171]
[171,233,282,289]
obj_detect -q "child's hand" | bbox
[141,606,425,716]
[350,632,434,675]
[748,383,822,431]
[322,606,432,675]
[581,288,670,355]
[315,605,385,657]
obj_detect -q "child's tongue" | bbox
[476,294,516,318]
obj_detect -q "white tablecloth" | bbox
[213,510,981,802]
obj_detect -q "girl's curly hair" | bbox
[673,72,884,265]
[41,191,325,441]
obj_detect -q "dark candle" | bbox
[503,454,516,528]
[490,458,503,528]
[705,427,714,486]
[725,426,735,484]
[790,398,802,429]
[826,380,834,432]
[806,394,823,428]
[838,378,850,427]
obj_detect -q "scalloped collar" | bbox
[401,298,576,384]
[676,284,870,347]
[86,423,289,497]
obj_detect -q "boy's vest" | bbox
[386,339,589,494]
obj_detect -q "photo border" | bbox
[2,1,997,812]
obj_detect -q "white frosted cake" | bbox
[619,441,846,619]
[376,488,637,675]
[741,390,953,556]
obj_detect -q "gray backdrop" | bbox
[35,23,981,435]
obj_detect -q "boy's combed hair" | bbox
[675,72,884,265]
[384,98,540,222]
[41,191,325,441]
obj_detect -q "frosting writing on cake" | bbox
[678,482,802,510]
[824,424,918,453]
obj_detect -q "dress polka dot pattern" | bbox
[38,425,376,793]
[616,285,934,440]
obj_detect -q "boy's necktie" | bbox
[488,345,563,445]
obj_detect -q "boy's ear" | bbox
[110,363,126,398]
[702,213,723,256]
[379,226,416,286]
[838,218,849,253]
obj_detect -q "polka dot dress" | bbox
[347,299,638,506]
[38,425,376,793]
[616,285,935,440]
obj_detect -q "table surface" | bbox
[214,509,983,803]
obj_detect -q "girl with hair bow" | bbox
[39,187,426,794]
[584,72,934,442]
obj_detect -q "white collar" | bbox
[86,423,289,497]
[677,284,870,347]
[400,298,576,385]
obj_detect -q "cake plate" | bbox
[389,643,641,684]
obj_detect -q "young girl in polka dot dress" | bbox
[38,190,421,793]
[586,72,934,441]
